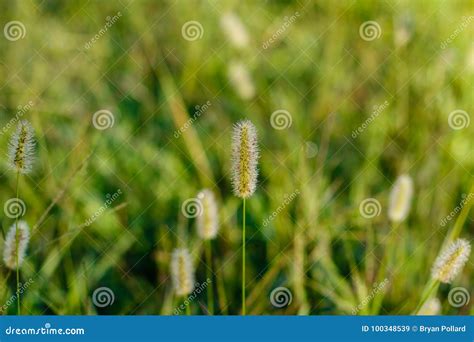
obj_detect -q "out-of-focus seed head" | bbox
[196,189,219,240]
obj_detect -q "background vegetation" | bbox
[0,0,472,315]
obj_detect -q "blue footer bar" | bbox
[0,316,472,341]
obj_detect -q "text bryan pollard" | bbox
[418,325,466,333]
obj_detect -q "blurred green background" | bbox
[0,0,472,315]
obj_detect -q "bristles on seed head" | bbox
[196,189,219,240]
[231,120,259,198]
[417,298,441,315]
[431,238,471,283]
[3,220,30,270]
[388,174,414,222]
[171,248,195,296]
[8,120,35,174]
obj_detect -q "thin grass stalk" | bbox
[14,171,20,315]
[205,240,214,315]
[242,198,246,315]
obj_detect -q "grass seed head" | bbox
[388,174,414,222]
[8,120,35,174]
[3,220,30,270]
[196,189,219,240]
[231,120,259,199]
[171,248,195,296]
[431,238,471,283]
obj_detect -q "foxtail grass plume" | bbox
[388,174,414,222]
[431,238,471,284]
[171,248,195,296]
[231,120,259,198]
[228,62,255,100]
[8,120,35,174]
[196,189,219,240]
[417,298,441,315]
[220,12,249,49]
[3,221,30,269]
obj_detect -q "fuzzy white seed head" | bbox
[228,62,255,100]
[431,238,471,284]
[171,248,195,296]
[417,298,441,315]
[220,12,249,49]
[388,174,414,222]
[231,120,259,199]
[8,120,36,174]
[3,220,30,270]
[196,189,219,240]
